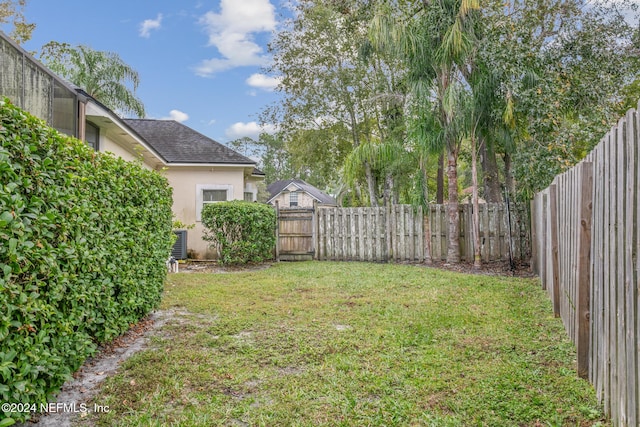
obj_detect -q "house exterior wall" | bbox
[271,191,317,208]
[99,134,154,170]
[164,166,247,259]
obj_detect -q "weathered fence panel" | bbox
[427,203,528,262]
[532,103,640,426]
[278,203,528,264]
[316,205,425,262]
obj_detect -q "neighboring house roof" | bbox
[124,119,256,165]
[267,179,337,205]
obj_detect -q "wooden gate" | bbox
[276,205,315,261]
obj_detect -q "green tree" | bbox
[0,0,34,44]
[257,132,297,185]
[485,0,640,200]
[371,0,480,262]
[39,42,145,118]
[263,0,408,206]
[229,133,299,185]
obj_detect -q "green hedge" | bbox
[0,99,173,424]
[202,201,275,265]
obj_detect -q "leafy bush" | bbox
[0,99,173,424]
[201,201,276,265]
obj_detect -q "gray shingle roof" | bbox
[267,179,337,205]
[123,119,255,165]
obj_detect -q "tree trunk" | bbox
[481,142,502,203]
[471,137,481,269]
[390,175,399,205]
[354,184,363,206]
[365,162,378,207]
[503,151,515,200]
[436,152,444,204]
[420,157,432,264]
[383,173,392,206]
[446,146,460,264]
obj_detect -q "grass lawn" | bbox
[79,262,606,426]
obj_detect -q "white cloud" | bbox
[140,14,163,38]
[225,121,276,140]
[195,0,276,76]
[246,73,281,91]
[161,110,189,122]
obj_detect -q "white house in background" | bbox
[267,179,337,208]
[0,31,263,259]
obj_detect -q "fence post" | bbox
[386,204,392,261]
[577,161,593,378]
[541,192,548,290]
[275,201,280,262]
[313,200,318,260]
[530,197,538,274]
[424,204,432,264]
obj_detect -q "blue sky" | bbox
[21,0,286,144]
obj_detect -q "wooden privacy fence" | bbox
[532,105,640,426]
[276,203,529,263]
[316,205,424,262]
[427,203,529,263]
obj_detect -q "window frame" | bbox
[85,121,100,151]
[196,184,232,221]
[289,191,298,207]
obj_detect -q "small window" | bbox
[289,191,298,207]
[244,192,254,202]
[85,122,99,151]
[203,189,228,203]
[196,184,232,221]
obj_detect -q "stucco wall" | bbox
[100,135,154,169]
[165,166,248,259]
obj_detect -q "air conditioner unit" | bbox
[172,230,187,260]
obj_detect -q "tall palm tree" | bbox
[40,42,145,118]
[370,0,479,263]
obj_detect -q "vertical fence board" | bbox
[549,184,560,317]
[624,109,638,427]
[636,101,640,426]
[530,198,537,273]
[417,206,424,261]
[591,144,604,400]
[482,204,490,262]
[577,162,593,378]
[399,205,406,261]
[614,120,624,425]
[376,207,384,261]
[605,130,614,416]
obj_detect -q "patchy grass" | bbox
[79,262,607,426]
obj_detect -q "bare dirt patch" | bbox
[421,259,534,278]
[19,311,174,427]
[178,261,273,274]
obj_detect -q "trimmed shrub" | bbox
[201,201,276,265]
[0,99,173,424]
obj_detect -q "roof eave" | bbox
[164,162,257,167]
